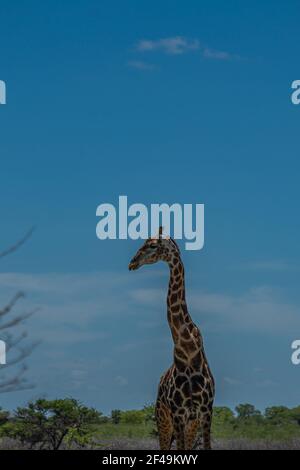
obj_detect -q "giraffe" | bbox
[129,227,215,450]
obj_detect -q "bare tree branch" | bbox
[1,341,39,369]
[0,227,35,260]
[0,292,24,318]
[4,331,28,352]
[0,227,38,393]
[0,365,34,393]
[0,307,39,331]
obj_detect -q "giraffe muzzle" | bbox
[128,261,139,271]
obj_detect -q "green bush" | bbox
[120,410,145,425]
[111,409,121,424]
[1,398,100,449]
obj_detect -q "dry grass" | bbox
[1,436,300,450]
[99,437,300,450]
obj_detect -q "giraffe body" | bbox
[129,230,215,450]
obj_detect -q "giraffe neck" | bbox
[167,254,203,371]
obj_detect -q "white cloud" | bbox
[239,260,298,272]
[202,48,235,60]
[256,379,278,388]
[0,271,127,295]
[115,375,128,386]
[134,36,237,61]
[127,60,156,71]
[136,36,200,55]
[0,269,298,409]
[1,270,299,350]
[224,377,243,386]
[223,376,278,389]
[129,287,164,304]
[0,272,129,347]
[130,285,300,333]
[0,270,165,349]
[190,287,300,333]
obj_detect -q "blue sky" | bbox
[0,0,300,413]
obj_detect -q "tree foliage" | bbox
[1,398,100,449]
[235,403,262,421]
[111,409,121,424]
[1,401,300,447]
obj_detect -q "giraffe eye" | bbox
[149,244,157,249]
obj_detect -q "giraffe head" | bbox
[129,227,180,271]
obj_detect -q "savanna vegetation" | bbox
[0,398,300,449]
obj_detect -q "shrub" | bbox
[1,398,100,449]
